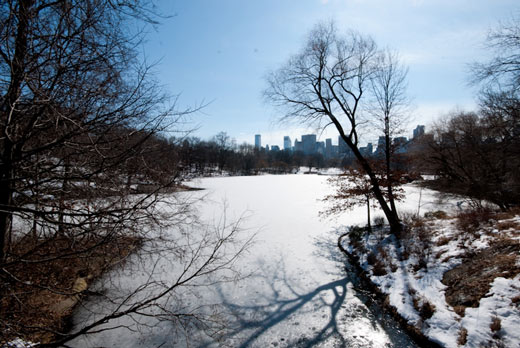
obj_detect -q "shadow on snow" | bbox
[196,227,416,348]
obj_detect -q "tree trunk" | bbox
[58,159,70,236]
[0,0,33,261]
[0,150,14,262]
[342,134,401,234]
[366,196,372,232]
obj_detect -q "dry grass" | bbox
[424,210,449,220]
[442,238,520,319]
[436,235,452,247]
[453,305,466,317]
[412,294,436,320]
[456,208,492,235]
[457,327,468,346]
[490,316,502,333]
[0,234,140,345]
[496,220,520,231]
[495,207,520,220]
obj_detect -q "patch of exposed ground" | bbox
[0,235,140,345]
[442,238,520,316]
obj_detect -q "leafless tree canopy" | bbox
[0,1,250,345]
[471,15,520,92]
[265,22,410,234]
[423,16,520,211]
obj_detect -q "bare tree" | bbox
[369,50,410,216]
[265,22,408,234]
[471,15,520,92]
[0,1,250,345]
[423,15,520,211]
[426,108,519,210]
[321,161,404,232]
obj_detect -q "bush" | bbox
[424,210,448,219]
[348,225,367,242]
[456,207,493,234]
[412,294,436,320]
[367,252,377,265]
[373,216,385,228]
[490,316,501,333]
[372,260,388,276]
[457,327,468,346]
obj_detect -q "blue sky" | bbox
[145,0,519,147]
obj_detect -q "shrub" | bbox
[367,252,377,265]
[389,262,398,273]
[456,207,493,235]
[490,316,501,333]
[372,260,388,276]
[412,294,436,320]
[348,225,367,242]
[419,300,436,320]
[424,210,448,219]
[373,216,385,228]
[436,236,452,247]
[457,327,468,346]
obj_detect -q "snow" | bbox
[71,174,417,347]
[68,175,520,348]
[342,183,520,348]
[462,275,520,348]
[2,338,37,348]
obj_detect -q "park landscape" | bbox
[1,1,520,347]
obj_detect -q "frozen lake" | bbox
[73,174,450,347]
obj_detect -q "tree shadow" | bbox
[208,260,351,347]
[197,228,417,348]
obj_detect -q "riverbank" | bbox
[1,235,140,346]
[339,208,520,348]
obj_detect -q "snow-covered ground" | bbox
[69,174,484,347]
[343,188,520,348]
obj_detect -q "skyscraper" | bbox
[338,135,348,154]
[302,134,317,155]
[255,134,261,149]
[325,138,332,158]
[283,136,292,151]
[413,125,425,139]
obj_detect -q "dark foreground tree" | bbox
[0,1,250,345]
[265,22,409,234]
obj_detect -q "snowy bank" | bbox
[339,204,520,348]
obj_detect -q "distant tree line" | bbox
[172,131,351,176]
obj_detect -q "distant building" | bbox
[375,136,386,155]
[271,145,280,152]
[294,139,303,153]
[255,134,261,149]
[302,134,317,155]
[413,125,425,139]
[366,142,373,155]
[338,136,348,154]
[316,141,325,155]
[360,142,373,156]
[283,136,292,151]
[265,144,270,152]
[325,138,333,158]
[393,137,408,154]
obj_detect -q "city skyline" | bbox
[144,1,518,145]
[251,125,426,154]
[250,125,426,149]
